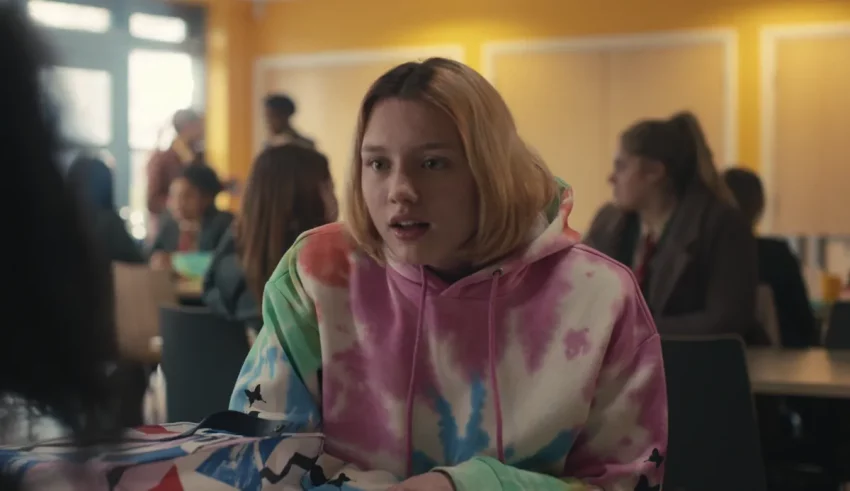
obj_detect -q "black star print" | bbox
[634,475,660,491]
[646,448,664,468]
[327,473,352,487]
[245,384,266,406]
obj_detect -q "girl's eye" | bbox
[423,158,445,170]
[367,160,387,171]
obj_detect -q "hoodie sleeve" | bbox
[229,242,323,427]
[440,274,668,491]
[228,239,401,490]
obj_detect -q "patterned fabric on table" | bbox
[0,421,389,490]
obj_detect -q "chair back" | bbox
[756,284,782,347]
[825,301,850,349]
[662,336,767,491]
[113,263,177,362]
[159,306,250,423]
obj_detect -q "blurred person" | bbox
[145,108,205,239]
[203,145,337,329]
[149,162,233,269]
[0,1,119,485]
[264,94,316,149]
[724,167,816,347]
[585,111,760,340]
[66,151,145,265]
[230,58,666,490]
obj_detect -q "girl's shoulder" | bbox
[268,222,359,290]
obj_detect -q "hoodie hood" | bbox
[386,177,581,292]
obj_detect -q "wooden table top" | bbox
[176,279,202,298]
[747,347,850,399]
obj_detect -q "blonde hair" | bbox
[344,58,557,266]
[621,111,734,204]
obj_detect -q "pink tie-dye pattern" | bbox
[561,254,664,485]
[325,346,405,456]
[344,258,438,399]
[564,327,591,360]
[428,296,508,380]
[323,371,343,415]
[513,256,574,373]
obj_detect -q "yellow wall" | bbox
[249,0,850,172]
[174,0,255,209]
[205,0,254,208]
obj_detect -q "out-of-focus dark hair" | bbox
[66,153,115,211]
[238,145,331,301]
[264,94,296,118]
[172,108,201,133]
[723,167,765,226]
[0,0,117,473]
[179,162,223,199]
[621,111,733,203]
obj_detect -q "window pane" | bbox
[49,67,112,146]
[128,50,195,149]
[28,1,110,33]
[128,149,152,240]
[129,13,187,43]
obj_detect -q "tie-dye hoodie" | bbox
[230,182,667,491]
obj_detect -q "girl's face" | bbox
[360,98,478,273]
[608,147,666,212]
[168,177,208,222]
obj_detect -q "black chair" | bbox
[662,336,767,491]
[824,301,850,350]
[159,306,251,423]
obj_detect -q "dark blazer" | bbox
[584,187,760,340]
[150,208,234,254]
[92,209,145,264]
[202,227,260,328]
[757,237,816,347]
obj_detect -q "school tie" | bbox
[634,234,658,287]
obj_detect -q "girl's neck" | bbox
[638,192,677,240]
[426,265,476,284]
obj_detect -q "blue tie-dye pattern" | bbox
[0,450,56,484]
[231,335,282,409]
[257,438,280,464]
[504,430,575,471]
[411,378,490,475]
[195,444,263,490]
[411,377,574,478]
[283,366,320,430]
[99,445,188,464]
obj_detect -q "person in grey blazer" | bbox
[584,111,761,343]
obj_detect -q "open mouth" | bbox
[389,220,431,241]
[389,220,430,231]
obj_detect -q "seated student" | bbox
[150,162,233,269]
[203,145,337,329]
[230,58,666,490]
[584,112,760,340]
[66,152,145,265]
[723,167,817,347]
